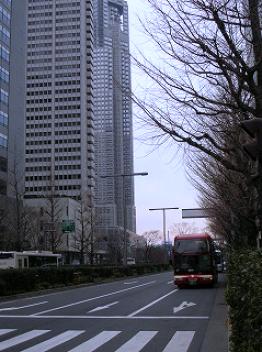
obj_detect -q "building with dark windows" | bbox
[22,0,95,206]
[93,0,136,234]
[0,0,11,214]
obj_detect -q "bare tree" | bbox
[133,0,262,172]
[170,222,200,237]
[141,230,163,263]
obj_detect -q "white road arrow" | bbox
[0,301,48,312]
[88,301,119,313]
[173,301,196,314]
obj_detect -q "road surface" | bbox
[0,271,224,351]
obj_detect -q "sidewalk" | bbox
[200,274,228,352]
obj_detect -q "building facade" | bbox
[93,0,135,233]
[23,0,95,205]
[0,0,11,209]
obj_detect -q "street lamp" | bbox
[101,172,148,265]
[149,207,179,262]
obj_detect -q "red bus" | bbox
[173,233,218,287]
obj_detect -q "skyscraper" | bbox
[0,0,11,209]
[23,0,95,205]
[93,0,135,233]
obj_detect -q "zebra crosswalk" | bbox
[0,328,195,352]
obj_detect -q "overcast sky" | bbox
[127,0,207,237]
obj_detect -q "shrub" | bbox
[226,250,262,352]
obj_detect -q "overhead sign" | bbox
[182,208,213,219]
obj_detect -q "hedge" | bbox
[226,250,262,352]
[0,263,171,297]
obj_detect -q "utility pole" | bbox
[149,207,179,262]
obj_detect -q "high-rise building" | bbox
[93,0,135,233]
[0,0,11,209]
[23,0,95,205]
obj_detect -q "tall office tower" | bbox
[24,0,95,205]
[0,0,11,210]
[93,0,136,233]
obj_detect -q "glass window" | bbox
[174,239,208,254]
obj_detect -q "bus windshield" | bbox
[174,239,208,254]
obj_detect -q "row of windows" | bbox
[0,132,7,148]
[25,185,81,192]
[0,88,8,104]
[0,44,9,62]
[25,174,81,182]
[0,66,9,82]
[26,148,52,154]
[26,115,52,121]
[26,131,51,137]
[0,24,10,45]
[2,0,11,9]
[0,6,10,26]
[26,138,81,145]
[0,110,7,126]
[27,82,52,88]
[26,157,51,163]
[26,106,82,113]
[27,90,52,96]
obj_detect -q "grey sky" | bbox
[127,0,207,236]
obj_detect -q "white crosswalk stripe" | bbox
[21,330,85,352]
[162,331,195,352]
[0,330,16,337]
[0,330,49,351]
[68,331,121,352]
[115,331,158,352]
[0,329,195,351]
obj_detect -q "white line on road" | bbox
[167,281,173,285]
[162,331,195,352]
[68,331,121,352]
[20,330,84,352]
[0,330,49,351]
[88,301,119,313]
[0,329,16,336]
[0,314,209,319]
[124,281,138,285]
[114,331,158,352]
[0,301,48,312]
[127,289,178,317]
[31,281,156,316]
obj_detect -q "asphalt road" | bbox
[0,271,224,352]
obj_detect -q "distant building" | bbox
[93,0,135,234]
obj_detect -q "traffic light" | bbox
[240,118,262,160]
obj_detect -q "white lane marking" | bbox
[20,330,84,352]
[128,289,178,317]
[115,331,158,352]
[167,281,173,284]
[31,281,156,316]
[68,331,121,352]
[124,281,138,285]
[0,329,15,336]
[173,301,196,314]
[0,330,49,351]
[0,314,209,319]
[0,301,48,312]
[162,331,195,352]
[88,301,119,313]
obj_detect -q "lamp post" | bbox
[149,207,179,262]
[101,172,148,265]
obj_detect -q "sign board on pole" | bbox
[182,208,212,219]
[62,220,75,232]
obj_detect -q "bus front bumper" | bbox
[174,274,214,286]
